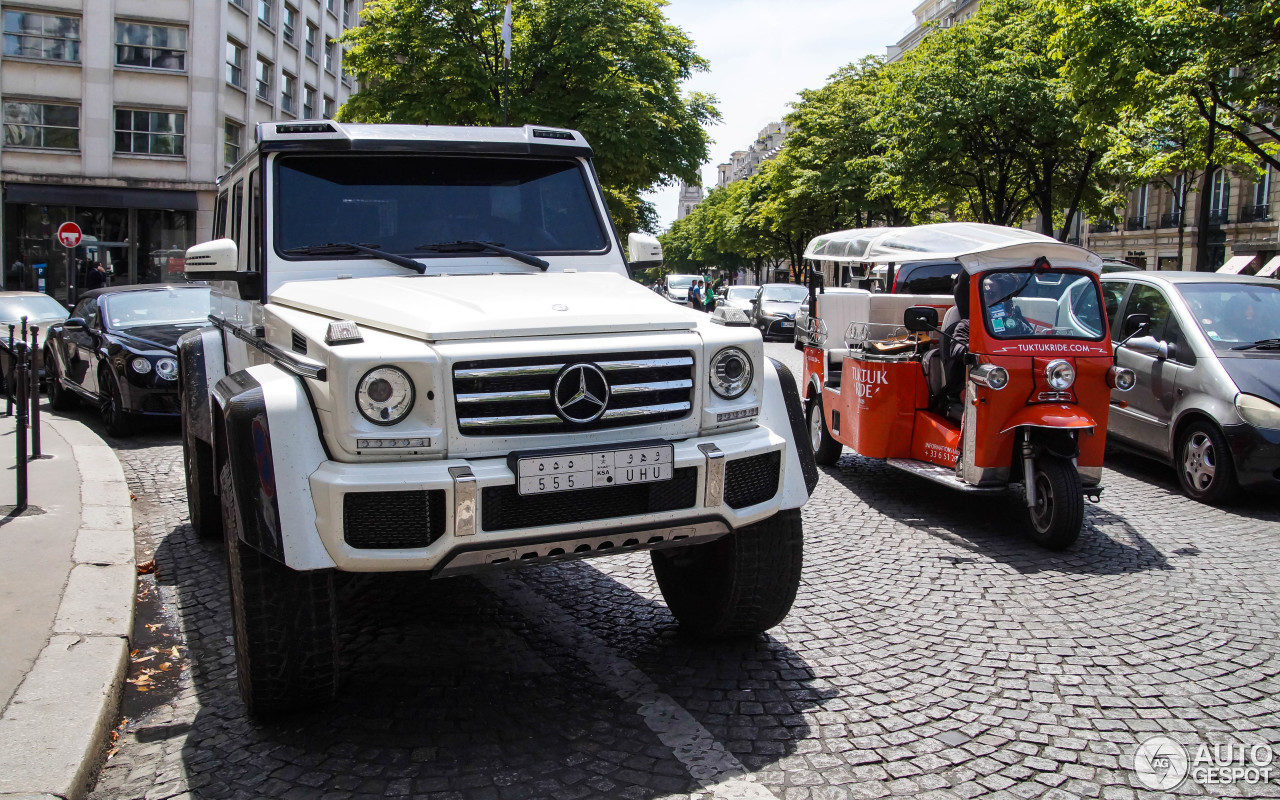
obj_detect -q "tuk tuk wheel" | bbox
[806,395,842,466]
[1025,457,1084,550]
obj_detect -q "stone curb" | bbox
[0,417,135,800]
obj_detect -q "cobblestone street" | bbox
[80,344,1280,800]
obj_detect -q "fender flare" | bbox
[768,357,819,496]
[178,326,225,447]
[999,404,1097,436]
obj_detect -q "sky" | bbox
[642,0,915,232]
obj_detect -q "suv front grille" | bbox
[481,467,698,531]
[724,451,781,509]
[454,350,695,436]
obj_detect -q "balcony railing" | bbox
[1207,209,1230,226]
[1240,203,1271,223]
[1126,215,1148,231]
[1090,220,1115,233]
[1159,211,1182,228]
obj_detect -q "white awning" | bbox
[1216,255,1256,274]
[1255,255,1280,278]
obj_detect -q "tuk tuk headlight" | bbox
[709,347,753,399]
[1235,393,1280,430]
[1045,359,1076,391]
[357,366,415,425]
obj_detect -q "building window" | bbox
[327,0,337,15]
[115,22,186,71]
[229,0,246,9]
[257,0,273,28]
[115,109,185,156]
[3,11,80,63]
[343,0,353,27]
[281,72,297,114]
[1255,168,1271,207]
[226,39,244,88]
[1209,168,1230,224]
[256,56,272,102]
[323,95,334,119]
[303,85,316,118]
[324,40,335,73]
[282,5,297,44]
[2,101,78,149]
[224,119,243,165]
[305,21,317,60]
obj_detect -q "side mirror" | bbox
[1123,313,1151,337]
[1125,335,1169,360]
[184,238,239,280]
[904,306,939,333]
[63,317,86,329]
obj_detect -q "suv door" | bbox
[1111,282,1189,456]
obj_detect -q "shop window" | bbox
[256,56,273,102]
[115,109,186,156]
[282,72,297,115]
[224,119,243,165]
[226,39,244,88]
[3,10,80,62]
[115,21,187,71]
[3,101,78,149]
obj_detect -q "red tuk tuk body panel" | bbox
[802,344,824,393]
[1069,356,1114,469]
[911,411,961,468]
[825,357,925,459]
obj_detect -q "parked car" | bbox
[44,285,212,435]
[661,274,706,306]
[1101,259,1141,274]
[720,285,758,313]
[0,291,70,392]
[1102,272,1280,502]
[868,260,966,294]
[751,283,808,340]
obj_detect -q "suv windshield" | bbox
[761,285,807,303]
[981,270,1105,340]
[274,154,609,258]
[1177,282,1280,350]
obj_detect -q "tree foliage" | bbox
[340,0,720,234]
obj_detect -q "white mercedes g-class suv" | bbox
[179,122,816,717]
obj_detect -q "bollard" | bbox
[28,326,40,459]
[13,341,28,512]
[4,324,13,418]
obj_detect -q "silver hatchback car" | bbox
[1102,272,1280,503]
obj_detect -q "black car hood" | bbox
[112,324,196,353]
[762,301,802,315]
[1220,354,1280,402]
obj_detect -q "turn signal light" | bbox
[1107,366,1137,392]
[970,364,1009,390]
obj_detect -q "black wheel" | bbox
[183,417,221,540]
[46,359,77,411]
[1024,456,1084,550]
[806,394,842,466]
[100,373,134,437]
[220,459,339,718]
[1176,421,1238,504]
[651,507,803,638]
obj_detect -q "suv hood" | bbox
[271,272,700,342]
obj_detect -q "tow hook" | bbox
[1085,488,1103,504]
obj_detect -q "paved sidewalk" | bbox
[0,408,135,800]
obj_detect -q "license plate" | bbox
[780,322,793,328]
[516,444,674,496]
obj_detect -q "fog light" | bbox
[130,357,152,374]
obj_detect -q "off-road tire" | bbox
[183,419,220,539]
[651,507,803,638]
[1024,456,1084,550]
[46,359,76,411]
[220,460,339,718]
[806,395,842,466]
[101,372,134,437]
[1176,421,1238,505]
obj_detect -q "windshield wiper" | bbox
[992,257,1051,308]
[416,240,549,271]
[1231,338,1280,351]
[283,242,425,274]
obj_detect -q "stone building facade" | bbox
[887,0,981,62]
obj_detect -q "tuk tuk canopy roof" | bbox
[803,223,1102,275]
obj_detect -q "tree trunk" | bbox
[1195,103,1219,272]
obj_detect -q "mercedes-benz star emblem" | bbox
[554,363,610,423]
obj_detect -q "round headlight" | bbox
[1045,359,1076,391]
[356,366,415,425]
[155,357,179,381]
[130,356,152,374]
[709,347,753,400]
[986,366,1010,390]
[1108,366,1137,392]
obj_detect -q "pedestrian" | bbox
[85,261,107,290]
[690,279,703,311]
[7,257,25,290]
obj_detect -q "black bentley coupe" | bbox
[44,285,211,435]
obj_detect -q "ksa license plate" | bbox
[516,444,674,496]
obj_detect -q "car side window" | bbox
[83,301,100,331]
[214,191,229,239]
[1163,314,1196,367]
[1102,281,1128,341]
[899,262,961,295]
[1121,284,1172,341]
[231,179,245,249]
[248,168,262,272]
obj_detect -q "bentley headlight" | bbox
[130,356,152,374]
[155,357,179,381]
[1045,359,1076,391]
[709,347,753,400]
[357,366,415,425]
[1236,393,1280,430]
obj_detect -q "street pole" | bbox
[4,324,12,417]
[28,326,40,459]
[14,339,28,512]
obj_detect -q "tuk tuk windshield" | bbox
[980,269,1105,341]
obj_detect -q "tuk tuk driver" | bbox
[939,267,1037,409]
[981,272,1035,337]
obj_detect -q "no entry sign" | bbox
[56,221,82,248]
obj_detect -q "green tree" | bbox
[340,0,720,234]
